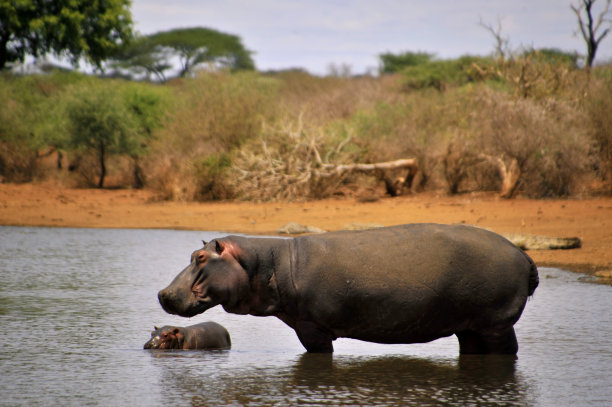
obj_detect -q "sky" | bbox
[130,0,612,75]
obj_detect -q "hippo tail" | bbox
[524,251,539,297]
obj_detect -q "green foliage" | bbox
[162,71,278,151]
[401,56,494,91]
[66,84,137,149]
[0,0,133,70]
[1,55,611,199]
[64,80,165,187]
[379,51,433,74]
[144,27,255,77]
[194,153,233,200]
[119,82,168,143]
[0,71,92,180]
[524,48,579,68]
[109,36,172,81]
[0,71,88,147]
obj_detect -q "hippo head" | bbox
[158,239,251,318]
[143,326,183,349]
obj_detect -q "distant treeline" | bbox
[1,53,611,200]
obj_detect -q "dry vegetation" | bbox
[1,58,612,201]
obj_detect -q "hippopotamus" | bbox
[157,223,538,354]
[143,321,231,350]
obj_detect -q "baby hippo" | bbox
[144,321,231,350]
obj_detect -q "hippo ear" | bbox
[154,326,158,330]
[215,240,225,255]
[202,240,207,247]
[172,328,180,335]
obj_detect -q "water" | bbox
[1,226,611,406]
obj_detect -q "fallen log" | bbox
[319,158,418,176]
[501,233,581,250]
[278,222,326,235]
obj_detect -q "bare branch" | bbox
[571,0,612,67]
[478,17,510,59]
[571,4,590,43]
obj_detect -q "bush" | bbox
[64,80,169,188]
[586,78,612,190]
[379,51,433,74]
[194,153,233,200]
[1,59,609,199]
[144,71,279,199]
[402,56,494,91]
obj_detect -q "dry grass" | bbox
[2,61,611,200]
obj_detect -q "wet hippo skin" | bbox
[158,224,538,354]
[143,321,231,350]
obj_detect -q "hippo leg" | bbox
[295,321,334,353]
[456,327,518,354]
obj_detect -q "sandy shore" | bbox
[1,182,611,275]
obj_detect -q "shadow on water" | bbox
[151,352,529,406]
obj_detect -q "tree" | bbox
[379,51,433,74]
[109,36,172,81]
[146,27,255,77]
[0,0,133,71]
[478,17,510,60]
[571,0,612,68]
[66,85,144,188]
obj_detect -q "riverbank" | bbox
[1,182,611,275]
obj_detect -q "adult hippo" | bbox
[158,224,538,354]
[143,321,231,350]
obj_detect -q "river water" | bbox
[1,226,611,406]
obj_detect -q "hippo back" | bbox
[291,223,534,344]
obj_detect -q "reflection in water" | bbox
[153,352,529,406]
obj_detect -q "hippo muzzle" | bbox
[158,241,249,318]
[157,261,215,318]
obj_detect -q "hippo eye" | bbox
[197,253,206,263]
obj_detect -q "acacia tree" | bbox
[67,87,132,187]
[0,0,133,71]
[146,27,255,77]
[571,0,612,68]
[110,36,172,81]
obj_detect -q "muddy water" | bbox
[1,226,611,406]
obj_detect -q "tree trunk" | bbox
[98,143,106,188]
[498,158,521,198]
[0,32,10,71]
[478,154,521,198]
[132,155,144,189]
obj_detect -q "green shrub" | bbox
[379,51,433,74]
[194,153,233,200]
[402,56,494,91]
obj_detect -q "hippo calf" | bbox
[143,321,231,350]
[158,223,538,354]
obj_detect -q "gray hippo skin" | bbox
[143,321,231,350]
[158,224,538,354]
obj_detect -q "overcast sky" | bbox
[131,0,612,75]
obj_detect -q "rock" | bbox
[594,270,612,280]
[277,222,326,235]
[502,233,581,250]
[343,222,385,231]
